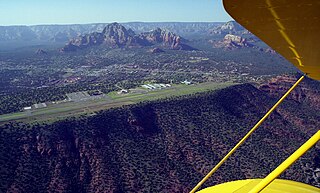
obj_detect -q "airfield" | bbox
[0,82,235,124]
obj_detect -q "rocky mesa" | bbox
[210,34,253,49]
[61,23,196,52]
[209,21,249,35]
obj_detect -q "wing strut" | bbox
[248,130,320,193]
[190,75,305,193]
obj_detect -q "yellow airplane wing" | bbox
[223,0,320,80]
[190,1,320,192]
[197,179,320,193]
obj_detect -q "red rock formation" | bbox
[259,74,320,109]
[61,24,196,52]
[212,34,253,49]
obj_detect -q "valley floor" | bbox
[0,81,235,124]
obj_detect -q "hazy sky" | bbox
[0,0,232,26]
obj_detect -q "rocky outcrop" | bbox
[61,23,196,52]
[259,74,320,140]
[101,23,137,47]
[61,23,135,51]
[139,28,196,50]
[223,34,251,48]
[149,47,164,53]
[259,74,320,109]
[209,21,249,35]
[141,28,179,46]
[211,34,252,49]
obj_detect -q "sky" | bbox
[0,0,232,26]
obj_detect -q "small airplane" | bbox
[190,0,320,192]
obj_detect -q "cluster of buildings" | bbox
[23,102,47,111]
[181,80,192,85]
[141,83,171,90]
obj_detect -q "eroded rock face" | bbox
[209,21,249,35]
[61,23,134,51]
[259,74,320,109]
[211,34,252,49]
[259,74,320,138]
[102,23,135,46]
[224,34,242,41]
[61,23,196,52]
[224,34,249,47]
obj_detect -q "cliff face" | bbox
[61,23,137,51]
[138,28,194,50]
[61,23,196,52]
[260,75,320,109]
[0,81,319,193]
[211,34,253,49]
[259,74,320,138]
[209,21,249,35]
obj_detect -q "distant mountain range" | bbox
[0,21,267,51]
[209,21,250,36]
[61,23,196,51]
[207,21,269,50]
[0,22,221,42]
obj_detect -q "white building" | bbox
[33,103,47,109]
[181,80,192,85]
[117,89,128,94]
[23,106,32,111]
[147,84,156,89]
[142,85,152,89]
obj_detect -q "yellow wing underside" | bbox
[223,0,320,80]
[198,179,320,193]
[193,1,320,192]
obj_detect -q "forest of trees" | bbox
[0,83,319,193]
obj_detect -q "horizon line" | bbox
[0,20,233,27]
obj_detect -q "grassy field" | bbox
[0,82,235,124]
